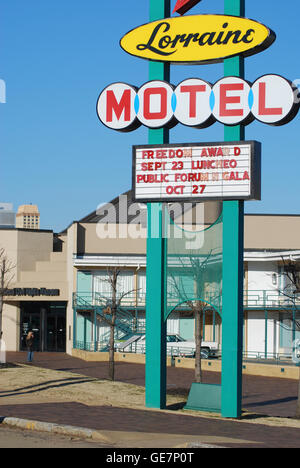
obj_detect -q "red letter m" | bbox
[106,89,131,122]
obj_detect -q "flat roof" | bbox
[0,227,53,233]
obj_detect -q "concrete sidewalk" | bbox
[1,353,300,448]
[1,398,300,448]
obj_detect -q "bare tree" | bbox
[99,267,139,381]
[168,251,221,383]
[0,248,15,339]
[277,258,300,419]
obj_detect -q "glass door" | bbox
[21,302,67,352]
[46,316,56,352]
[57,315,66,352]
[20,310,41,351]
[46,309,66,352]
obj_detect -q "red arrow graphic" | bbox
[173,0,202,15]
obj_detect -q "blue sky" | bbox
[1,0,299,232]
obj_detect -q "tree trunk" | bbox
[108,308,116,381]
[195,308,202,383]
[108,271,117,381]
[296,376,300,419]
[0,295,3,339]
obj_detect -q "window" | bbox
[166,335,184,343]
[137,271,146,304]
[92,270,135,305]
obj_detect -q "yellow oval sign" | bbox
[120,15,276,64]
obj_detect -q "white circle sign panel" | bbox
[212,76,252,126]
[97,82,139,132]
[137,80,175,129]
[173,78,214,128]
[251,74,296,125]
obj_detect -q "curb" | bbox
[0,417,226,448]
[0,417,110,443]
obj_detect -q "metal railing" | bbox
[73,291,147,309]
[74,290,300,311]
[75,341,297,364]
[244,290,300,309]
[75,340,108,352]
[242,350,294,364]
[76,340,196,358]
[73,291,300,359]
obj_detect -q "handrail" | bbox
[73,291,147,308]
[74,290,300,311]
[244,290,300,309]
[74,340,298,365]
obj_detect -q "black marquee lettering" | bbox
[198,32,212,46]
[215,23,229,45]
[182,33,200,47]
[169,34,188,48]
[222,30,243,44]
[242,29,255,44]
[136,21,260,56]
[158,35,172,49]
[137,22,176,56]
[206,32,218,46]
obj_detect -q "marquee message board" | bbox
[133,141,261,202]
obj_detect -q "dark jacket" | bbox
[26,336,34,351]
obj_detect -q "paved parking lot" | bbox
[1,352,300,448]
[5,352,300,418]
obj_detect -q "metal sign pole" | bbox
[221,0,245,418]
[145,0,170,409]
[145,0,246,417]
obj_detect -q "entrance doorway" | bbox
[20,302,67,352]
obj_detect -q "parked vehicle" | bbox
[165,334,219,359]
[116,333,219,359]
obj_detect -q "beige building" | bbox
[0,192,300,358]
[0,228,69,353]
[16,204,40,230]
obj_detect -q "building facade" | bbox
[0,228,69,352]
[1,192,300,360]
[0,203,16,228]
[16,204,40,230]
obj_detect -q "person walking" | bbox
[26,331,35,363]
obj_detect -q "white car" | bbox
[165,334,219,359]
[117,333,219,359]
